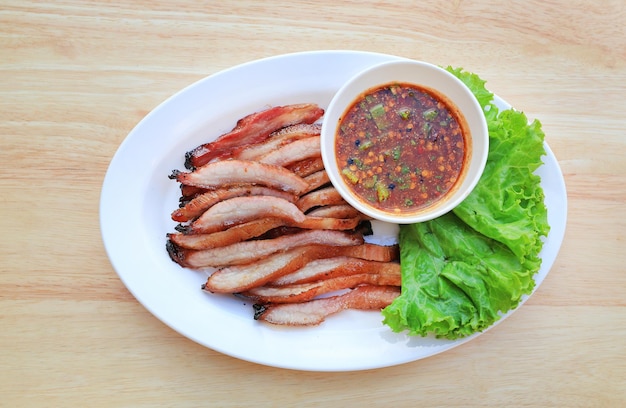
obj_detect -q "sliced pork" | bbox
[190,196,306,234]
[184,103,324,168]
[203,244,399,293]
[166,103,404,326]
[170,160,309,195]
[244,273,401,304]
[253,285,401,326]
[296,216,363,231]
[233,123,321,161]
[259,136,321,168]
[171,186,297,222]
[167,218,286,250]
[297,186,345,212]
[270,257,401,286]
[286,156,325,178]
[301,170,330,194]
[306,204,361,219]
[180,230,364,268]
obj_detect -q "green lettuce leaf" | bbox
[381,68,550,339]
[454,109,549,271]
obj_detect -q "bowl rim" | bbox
[320,59,489,224]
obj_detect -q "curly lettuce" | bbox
[381,67,549,339]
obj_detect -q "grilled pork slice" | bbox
[233,123,321,161]
[178,230,364,268]
[306,204,360,219]
[253,285,401,326]
[301,170,330,194]
[181,213,365,237]
[243,272,401,303]
[259,136,321,168]
[295,216,364,231]
[170,160,309,195]
[184,103,324,169]
[286,156,325,178]
[203,244,398,293]
[189,196,306,234]
[297,186,345,212]
[167,218,286,250]
[270,257,401,286]
[171,186,297,223]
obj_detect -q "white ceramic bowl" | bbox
[321,59,489,224]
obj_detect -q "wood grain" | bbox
[1,1,625,406]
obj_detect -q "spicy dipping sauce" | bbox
[335,82,470,215]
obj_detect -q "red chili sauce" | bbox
[335,82,469,215]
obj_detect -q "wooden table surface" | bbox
[2,1,625,406]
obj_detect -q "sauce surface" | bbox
[335,82,468,214]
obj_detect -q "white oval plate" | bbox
[100,50,567,372]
